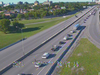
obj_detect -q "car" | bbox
[51,45,57,51]
[35,62,42,67]
[63,36,68,40]
[75,15,78,18]
[59,41,66,44]
[70,30,75,34]
[67,34,72,37]
[42,52,50,58]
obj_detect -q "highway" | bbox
[51,7,99,75]
[0,6,95,75]
[85,7,100,49]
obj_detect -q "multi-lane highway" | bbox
[0,6,95,75]
[52,7,100,75]
[83,7,100,49]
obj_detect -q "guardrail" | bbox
[46,26,86,75]
[46,6,96,75]
[0,38,26,51]
[0,6,95,75]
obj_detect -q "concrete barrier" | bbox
[46,6,95,75]
[0,38,26,51]
[0,6,95,75]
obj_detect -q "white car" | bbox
[35,62,42,67]
[42,52,50,59]
[70,30,74,34]
[63,36,67,40]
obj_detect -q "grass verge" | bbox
[59,38,100,75]
[0,12,79,49]
[18,17,62,24]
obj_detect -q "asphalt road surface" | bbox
[85,7,100,48]
[52,7,99,75]
[0,6,95,75]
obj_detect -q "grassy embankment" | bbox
[18,17,62,24]
[0,12,79,49]
[59,39,100,75]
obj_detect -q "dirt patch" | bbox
[77,53,82,56]
[84,51,89,53]
[76,66,84,73]
[71,66,76,71]
[80,66,84,71]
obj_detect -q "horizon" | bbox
[1,0,94,4]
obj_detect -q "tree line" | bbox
[0,2,96,20]
[0,19,24,34]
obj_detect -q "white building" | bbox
[3,3,14,7]
[0,1,3,6]
[95,0,100,4]
[43,0,53,6]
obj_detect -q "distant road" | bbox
[25,10,82,25]
[85,8,100,48]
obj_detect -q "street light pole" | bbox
[16,26,25,56]
[21,29,25,56]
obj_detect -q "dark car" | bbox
[51,45,57,51]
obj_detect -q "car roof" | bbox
[43,52,49,55]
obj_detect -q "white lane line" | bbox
[37,58,53,75]
[37,7,95,75]
[36,19,87,75]
[37,40,69,75]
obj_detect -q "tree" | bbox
[10,14,16,19]
[12,21,25,32]
[33,5,40,10]
[53,10,57,16]
[24,2,28,5]
[0,19,10,33]
[41,11,47,18]
[2,14,6,19]
[24,13,29,19]
[17,14,24,20]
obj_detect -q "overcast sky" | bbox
[2,0,93,4]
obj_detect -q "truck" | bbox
[73,24,80,30]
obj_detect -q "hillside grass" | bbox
[0,12,79,49]
[18,17,62,24]
[59,38,100,75]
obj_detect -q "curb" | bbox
[0,38,26,51]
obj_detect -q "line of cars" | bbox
[34,24,80,68]
[34,9,94,68]
[84,9,97,23]
[35,52,50,67]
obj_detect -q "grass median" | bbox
[0,12,79,49]
[18,17,62,24]
[59,38,100,75]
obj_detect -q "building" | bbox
[4,12,13,16]
[43,0,53,6]
[55,5,59,8]
[34,0,39,6]
[61,7,66,9]
[3,3,14,7]
[95,0,100,4]
[18,1,23,5]
[0,1,3,5]
[3,3,10,7]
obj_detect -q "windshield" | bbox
[35,62,41,65]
